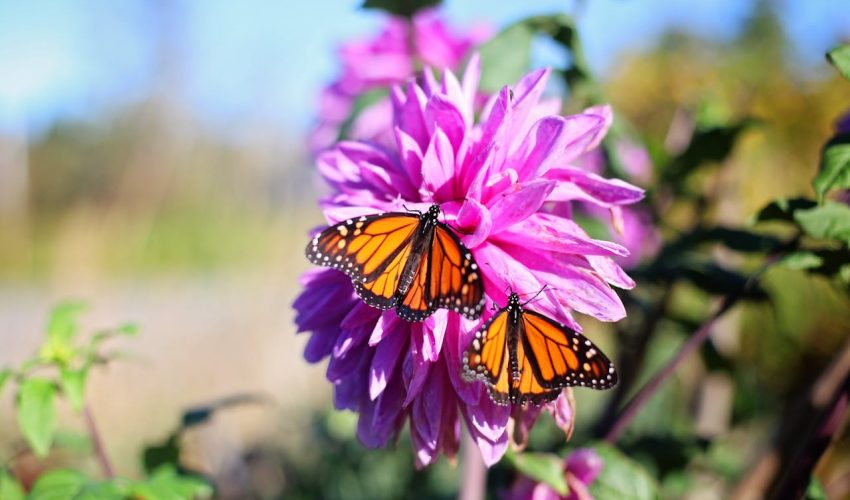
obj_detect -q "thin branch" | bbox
[83,403,114,478]
[603,255,780,444]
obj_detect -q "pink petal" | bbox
[546,389,576,440]
[487,179,556,234]
[421,310,449,362]
[394,127,424,187]
[582,104,614,150]
[369,312,401,345]
[425,93,467,154]
[494,213,629,257]
[586,255,635,289]
[508,68,551,143]
[420,127,456,200]
[546,167,645,207]
[455,198,493,248]
[511,115,607,181]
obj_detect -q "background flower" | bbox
[507,448,604,500]
[309,9,490,153]
[296,58,644,467]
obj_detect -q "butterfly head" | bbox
[426,204,441,220]
[507,292,521,309]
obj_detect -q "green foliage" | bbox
[827,44,850,81]
[59,368,87,412]
[361,0,441,18]
[504,449,568,495]
[27,467,212,500]
[17,378,57,458]
[0,470,25,500]
[589,444,660,500]
[754,197,817,222]
[794,202,850,245]
[813,134,850,203]
[478,21,534,92]
[663,119,754,184]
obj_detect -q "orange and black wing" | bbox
[462,309,512,404]
[510,330,562,405]
[518,310,617,391]
[427,224,485,319]
[306,212,419,283]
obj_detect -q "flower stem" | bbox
[83,403,114,478]
[459,431,486,500]
[604,256,781,444]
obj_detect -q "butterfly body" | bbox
[306,205,485,322]
[463,293,617,406]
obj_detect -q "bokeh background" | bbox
[1,0,850,498]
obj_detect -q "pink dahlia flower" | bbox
[507,448,604,500]
[310,9,489,153]
[295,57,644,467]
[575,132,660,268]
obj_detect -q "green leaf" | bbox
[28,469,88,499]
[780,252,824,270]
[59,368,87,412]
[17,378,57,458]
[142,434,181,474]
[361,0,441,18]
[47,302,87,344]
[0,470,25,500]
[505,450,568,496]
[663,120,753,184]
[0,369,12,397]
[794,201,850,245]
[130,466,213,499]
[827,44,850,81]
[116,323,139,336]
[588,443,660,500]
[754,197,817,223]
[805,477,828,500]
[478,21,534,93]
[813,134,850,203]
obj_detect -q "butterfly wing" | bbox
[463,309,512,404]
[427,224,485,320]
[519,310,617,391]
[306,212,420,284]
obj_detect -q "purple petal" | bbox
[510,404,543,451]
[369,323,408,400]
[565,448,603,485]
[304,326,340,363]
[511,115,606,181]
[402,341,432,406]
[581,104,614,150]
[411,359,448,446]
[393,81,429,150]
[488,179,556,234]
[369,312,401,345]
[586,255,635,289]
[421,310,449,362]
[340,301,383,331]
[357,375,406,448]
[508,68,551,143]
[394,127,424,187]
[464,390,510,443]
[333,322,373,359]
[327,341,370,382]
[443,315,482,406]
[546,167,645,207]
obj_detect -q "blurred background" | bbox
[1,0,850,498]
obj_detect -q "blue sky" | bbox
[0,0,847,136]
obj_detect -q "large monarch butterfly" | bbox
[463,292,617,405]
[305,204,485,322]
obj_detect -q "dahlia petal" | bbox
[340,301,383,331]
[304,326,339,363]
[394,82,430,150]
[358,376,405,448]
[327,341,370,382]
[421,310,449,362]
[546,167,645,207]
[488,179,556,234]
[463,385,510,443]
[467,422,509,467]
[508,68,551,143]
[582,104,614,150]
[394,127,424,187]
[586,255,636,289]
[293,282,354,333]
[456,198,492,248]
[421,127,456,200]
[411,360,447,446]
[333,323,373,359]
[547,389,576,440]
[402,342,432,406]
[566,448,604,485]
[334,362,368,411]
[512,115,606,181]
[425,93,467,154]
[369,322,408,400]
[508,244,627,321]
[444,316,482,406]
[461,53,481,106]
[510,404,543,451]
[495,213,629,257]
[321,204,385,225]
[369,312,401,345]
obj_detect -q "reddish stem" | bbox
[83,403,114,478]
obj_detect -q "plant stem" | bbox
[83,403,114,478]
[459,431,486,500]
[603,256,780,444]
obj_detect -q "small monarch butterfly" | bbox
[463,292,617,405]
[305,204,485,322]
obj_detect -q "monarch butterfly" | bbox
[305,204,485,322]
[463,292,617,405]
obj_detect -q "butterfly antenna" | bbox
[402,204,422,215]
[522,285,551,307]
